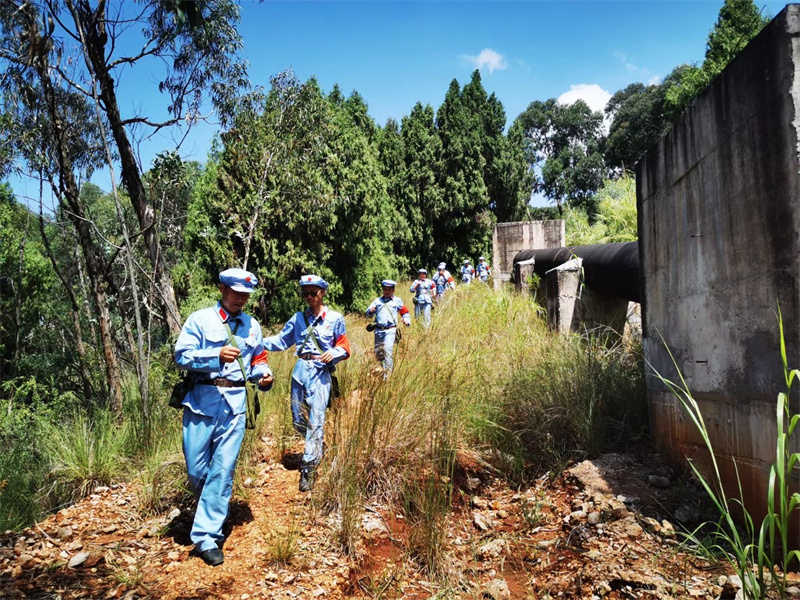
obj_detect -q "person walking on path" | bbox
[432,262,455,302]
[460,259,475,284]
[410,268,436,327]
[366,280,411,378]
[175,268,274,566]
[262,275,351,492]
[476,256,492,282]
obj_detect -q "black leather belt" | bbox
[198,378,246,388]
[376,325,396,330]
[298,353,321,360]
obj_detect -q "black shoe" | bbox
[299,468,312,492]
[199,547,224,566]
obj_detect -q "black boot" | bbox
[298,461,316,492]
[298,461,317,492]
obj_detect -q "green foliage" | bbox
[41,410,126,510]
[662,0,768,123]
[655,314,800,600]
[0,396,49,530]
[435,76,493,265]
[516,98,605,216]
[604,83,669,171]
[565,175,638,245]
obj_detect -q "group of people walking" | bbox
[174,259,491,565]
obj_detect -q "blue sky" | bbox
[8,0,787,207]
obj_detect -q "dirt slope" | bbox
[0,439,742,599]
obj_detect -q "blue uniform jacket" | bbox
[263,307,351,384]
[410,279,436,304]
[175,303,272,416]
[366,296,411,328]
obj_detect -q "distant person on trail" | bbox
[476,256,492,282]
[174,268,274,567]
[365,280,411,378]
[432,262,455,302]
[410,268,436,327]
[262,275,350,492]
[460,259,475,284]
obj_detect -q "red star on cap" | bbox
[245,277,251,282]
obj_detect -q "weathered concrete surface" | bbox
[637,5,800,528]
[493,220,564,289]
[514,258,537,295]
[546,258,583,334]
[544,258,630,336]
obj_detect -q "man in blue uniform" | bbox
[175,268,274,566]
[410,269,436,327]
[432,263,455,302]
[263,275,351,492]
[476,256,492,282]
[366,280,411,377]
[461,260,475,284]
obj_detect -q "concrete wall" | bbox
[492,220,564,288]
[636,5,800,524]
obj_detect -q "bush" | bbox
[40,410,126,510]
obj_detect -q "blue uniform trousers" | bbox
[183,401,246,552]
[291,359,331,465]
[415,303,432,327]
[374,328,397,376]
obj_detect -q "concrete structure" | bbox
[492,221,564,289]
[637,5,800,525]
[513,243,638,337]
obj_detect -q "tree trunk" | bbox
[38,212,94,401]
[69,0,182,337]
[11,232,25,375]
[35,53,123,411]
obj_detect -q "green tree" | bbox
[324,91,397,310]
[395,103,443,271]
[663,0,768,122]
[436,79,493,265]
[376,118,413,274]
[516,98,605,217]
[564,175,637,245]
[604,83,669,172]
[186,73,335,323]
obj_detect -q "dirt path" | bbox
[1,435,744,599]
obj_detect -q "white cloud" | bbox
[647,75,663,86]
[557,83,612,114]
[461,48,508,74]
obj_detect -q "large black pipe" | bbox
[513,241,640,303]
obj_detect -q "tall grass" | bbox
[656,314,800,600]
[40,410,126,509]
[291,283,647,577]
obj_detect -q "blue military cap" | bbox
[381,279,397,287]
[299,274,328,290]
[418,268,427,275]
[219,268,257,293]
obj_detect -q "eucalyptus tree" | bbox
[515,98,605,217]
[2,0,253,336]
[0,2,125,408]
